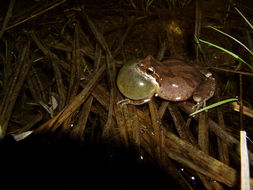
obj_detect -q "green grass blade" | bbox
[199,39,253,70]
[190,98,238,116]
[129,0,137,9]
[194,35,204,54]
[208,26,253,57]
[234,7,253,30]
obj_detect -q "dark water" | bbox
[1,134,181,189]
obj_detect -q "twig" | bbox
[198,112,209,154]
[127,105,140,149]
[216,90,230,165]
[86,15,113,59]
[232,102,253,118]
[94,44,102,72]
[71,96,94,141]
[67,23,81,102]
[62,23,81,132]
[158,101,169,119]
[167,102,197,145]
[27,66,47,102]
[5,0,66,31]
[194,0,201,62]
[156,34,167,61]
[209,67,253,77]
[103,54,116,136]
[114,104,129,146]
[148,100,163,158]
[0,40,32,139]
[11,112,43,135]
[85,15,116,136]
[113,17,136,57]
[0,0,15,40]
[31,32,67,110]
[52,64,105,131]
[35,62,105,133]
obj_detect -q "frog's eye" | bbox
[146,68,154,75]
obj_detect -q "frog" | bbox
[116,55,215,106]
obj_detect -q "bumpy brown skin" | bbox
[140,56,205,102]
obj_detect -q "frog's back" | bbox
[155,59,203,101]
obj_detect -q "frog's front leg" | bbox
[117,98,151,106]
[117,93,156,106]
[193,74,216,109]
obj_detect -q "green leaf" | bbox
[208,26,253,57]
[234,7,253,30]
[199,39,253,70]
[190,98,238,116]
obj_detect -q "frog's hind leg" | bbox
[117,92,156,106]
[193,77,215,104]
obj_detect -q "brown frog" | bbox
[117,55,215,106]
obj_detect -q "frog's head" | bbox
[116,58,160,101]
[135,55,161,86]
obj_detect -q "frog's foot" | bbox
[192,102,201,111]
[117,98,151,106]
[192,100,207,111]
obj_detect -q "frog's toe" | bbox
[192,100,207,112]
[117,98,151,106]
[192,102,201,111]
[117,99,131,106]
